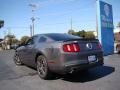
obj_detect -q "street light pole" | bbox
[30,25,32,37]
[31,17,35,36]
[96,0,98,38]
[71,18,73,30]
[29,3,37,36]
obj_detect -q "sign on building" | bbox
[97,0,114,55]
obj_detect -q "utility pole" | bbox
[30,25,32,37]
[31,17,35,36]
[0,20,4,39]
[71,18,73,30]
[0,20,4,28]
[29,3,37,36]
[96,0,98,38]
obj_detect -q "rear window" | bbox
[39,36,47,43]
[45,34,81,41]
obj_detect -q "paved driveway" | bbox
[0,50,120,90]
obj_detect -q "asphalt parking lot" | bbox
[0,50,120,90]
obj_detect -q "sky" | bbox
[0,0,120,39]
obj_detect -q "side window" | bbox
[39,36,47,43]
[26,36,38,45]
[26,38,34,45]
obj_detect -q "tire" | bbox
[14,53,23,65]
[36,55,53,80]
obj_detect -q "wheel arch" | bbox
[35,51,46,63]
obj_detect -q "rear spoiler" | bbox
[63,38,99,42]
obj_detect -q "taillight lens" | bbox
[63,43,80,52]
[97,42,102,49]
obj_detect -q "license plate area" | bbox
[88,55,97,63]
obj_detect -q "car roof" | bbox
[34,33,67,36]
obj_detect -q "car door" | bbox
[17,45,27,62]
[22,37,37,67]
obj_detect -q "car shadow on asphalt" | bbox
[57,66,115,83]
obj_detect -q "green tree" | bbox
[4,34,16,45]
[117,22,120,28]
[78,30,86,38]
[70,30,86,38]
[0,20,4,28]
[84,31,95,39]
[5,34,15,39]
[12,38,19,44]
[68,29,75,35]
[67,30,95,39]
[20,36,30,44]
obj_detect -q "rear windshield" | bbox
[45,34,81,41]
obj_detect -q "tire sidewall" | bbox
[37,55,49,79]
[14,53,22,65]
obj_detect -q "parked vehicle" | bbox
[114,32,120,53]
[10,44,19,50]
[14,33,104,79]
[115,41,120,53]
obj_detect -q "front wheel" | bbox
[36,55,53,80]
[14,53,23,65]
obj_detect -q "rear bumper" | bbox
[60,59,104,74]
[48,50,104,74]
[66,60,103,73]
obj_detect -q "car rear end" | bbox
[59,39,103,74]
[45,34,104,74]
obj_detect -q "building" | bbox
[114,28,120,41]
[0,39,3,50]
[93,27,120,41]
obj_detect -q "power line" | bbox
[2,26,29,29]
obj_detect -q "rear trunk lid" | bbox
[63,39,101,52]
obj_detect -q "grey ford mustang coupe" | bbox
[14,33,104,79]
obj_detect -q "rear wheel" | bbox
[36,55,53,80]
[14,53,22,65]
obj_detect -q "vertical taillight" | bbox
[97,42,102,49]
[63,43,80,52]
